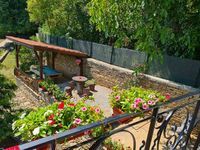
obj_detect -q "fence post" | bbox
[110,46,114,64]
[90,42,93,57]
[194,68,200,87]
[144,107,159,150]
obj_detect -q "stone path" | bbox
[12,88,41,111]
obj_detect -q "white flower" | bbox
[12,121,16,130]
[19,124,25,131]
[32,127,40,135]
[44,110,53,117]
[55,131,60,134]
[20,113,26,119]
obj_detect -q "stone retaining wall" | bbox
[83,58,198,97]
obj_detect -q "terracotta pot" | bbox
[89,84,95,91]
[83,88,90,96]
[36,144,51,150]
[41,86,46,91]
[112,107,133,124]
[67,125,91,141]
[69,81,75,89]
[64,86,72,96]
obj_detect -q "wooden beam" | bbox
[39,51,44,80]
[33,50,40,61]
[15,45,19,68]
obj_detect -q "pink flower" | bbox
[135,98,143,104]
[132,103,138,109]
[165,93,171,100]
[75,59,81,65]
[95,108,101,113]
[81,107,87,111]
[84,130,91,135]
[148,100,155,105]
[142,103,149,110]
[74,118,82,125]
[115,95,121,101]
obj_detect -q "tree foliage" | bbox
[27,0,101,41]
[0,0,37,38]
[0,73,17,141]
[87,0,200,60]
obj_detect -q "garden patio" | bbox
[1,0,200,149]
[0,36,199,150]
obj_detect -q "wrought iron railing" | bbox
[8,91,200,150]
[14,67,39,93]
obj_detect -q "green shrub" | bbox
[12,100,104,141]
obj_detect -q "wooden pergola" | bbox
[6,36,88,80]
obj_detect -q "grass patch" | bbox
[0,51,16,82]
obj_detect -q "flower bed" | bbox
[110,86,170,123]
[39,79,67,101]
[12,100,104,142]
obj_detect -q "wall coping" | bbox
[86,58,199,92]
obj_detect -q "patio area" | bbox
[4,36,199,150]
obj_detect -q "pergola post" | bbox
[15,45,20,68]
[39,51,44,80]
[52,52,55,69]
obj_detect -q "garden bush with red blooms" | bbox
[12,100,104,141]
[110,86,171,113]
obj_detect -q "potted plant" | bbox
[39,81,47,91]
[109,86,170,124]
[12,100,104,148]
[85,79,96,91]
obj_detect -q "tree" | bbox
[0,0,37,38]
[27,0,101,41]
[87,0,200,60]
[0,72,17,142]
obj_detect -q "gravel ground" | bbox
[12,88,41,111]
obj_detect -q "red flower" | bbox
[165,93,171,100]
[48,114,54,120]
[58,101,65,110]
[68,103,75,107]
[49,120,56,126]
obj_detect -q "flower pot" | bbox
[64,86,72,96]
[112,107,133,124]
[67,125,91,141]
[83,88,90,96]
[89,84,95,91]
[69,81,75,90]
[41,86,46,91]
[36,144,51,150]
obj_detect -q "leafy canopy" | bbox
[0,0,37,37]
[27,0,101,41]
[87,0,200,60]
